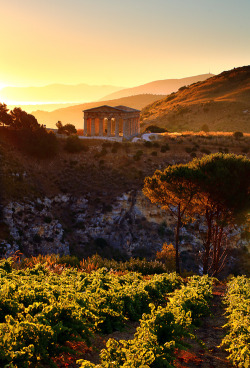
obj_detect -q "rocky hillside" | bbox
[0,132,249,270]
[141,66,250,133]
[32,94,167,129]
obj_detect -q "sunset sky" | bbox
[1,0,250,89]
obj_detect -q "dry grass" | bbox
[141,66,250,133]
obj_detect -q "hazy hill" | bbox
[100,74,214,101]
[141,66,250,133]
[0,83,123,103]
[32,94,167,129]
[8,102,82,114]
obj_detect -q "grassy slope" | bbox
[141,66,250,133]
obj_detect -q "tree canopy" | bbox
[0,103,12,126]
[56,121,77,136]
[143,153,250,275]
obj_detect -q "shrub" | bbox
[145,125,167,133]
[160,143,170,152]
[233,131,244,139]
[151,151,157,156]
[57,255,80,267]
[156,243,176,272]
[178,85,188,91]
[144,141,153,148]
[133,150,143,161]
[64,136,89,153]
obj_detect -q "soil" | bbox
[175,283,232,368]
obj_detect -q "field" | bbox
[0,255,249,368]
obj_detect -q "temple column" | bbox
[123,118,128,139]
[137,117,140,134]
[99,116,103,136]
[128,118,132,137]
[91,117,95,136]
[84,116,88,136]
[115,117,119,137]
[132,118,135,135]
[107,117,112,137]
[87,119,91,136]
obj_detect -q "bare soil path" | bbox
[175,283,233,368]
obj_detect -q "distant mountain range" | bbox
[100,74,214,100]
[140,66,250,132]
[0,83,124,103]
[32,94,167,129]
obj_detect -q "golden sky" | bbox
[1,0,250,91]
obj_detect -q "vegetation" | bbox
[0,105,58,158]
[141,66,250,133]
[144,153,250,275]
[78,275,213,368]
[221,276,250,367]
[233,131,244,140]
[0,258,181,367]
[64,135,89,153]
[56,121,77,136]
[145,125,168,133]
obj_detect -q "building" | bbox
[83,105,140,138]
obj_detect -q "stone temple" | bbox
[83,105,140,139]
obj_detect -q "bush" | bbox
[57,255,80,267]
[156,243,175,272]
[233,131,244,139]
[160,143,170,152]
[151,151,157,156]
[133,150,143,161]
[64,135,89,153]
[144,141,153,148]
[145,125,167,133]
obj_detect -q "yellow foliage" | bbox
[156,243,176,272]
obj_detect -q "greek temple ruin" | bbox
[83,105,140,138]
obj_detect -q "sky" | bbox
[0,0,250,89]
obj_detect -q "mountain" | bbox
[100,74,214,101]
[0,83,124,103]
[8,102,82,114]
[141,66,250,133]
[32,94,167,129]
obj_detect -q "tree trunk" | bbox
[175,203,181,274]
[203,208,212,275]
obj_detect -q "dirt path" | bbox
[175,283,233,368]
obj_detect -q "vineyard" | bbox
[0,257,249,368]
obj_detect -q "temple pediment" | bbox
[83,105,140,114]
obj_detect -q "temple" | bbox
[83,105,140,138]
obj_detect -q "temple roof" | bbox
[83,105,140,113]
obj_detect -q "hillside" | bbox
[32,94,167,128]
[141,66,250,133]
[100,74,214,101]
[0,83,123,103]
